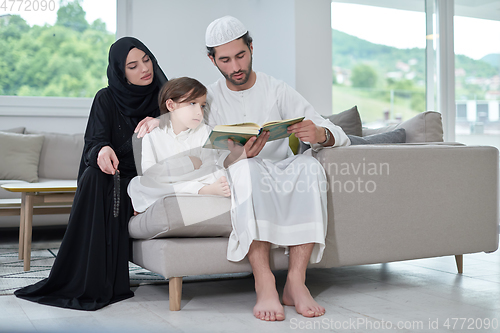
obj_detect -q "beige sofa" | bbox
[0,128,83,228]
[128,110,500,311]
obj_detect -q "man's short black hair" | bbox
[207,32,253,58]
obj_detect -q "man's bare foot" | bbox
[282,275,325,318]
[253,272,285,321]
[198,176,231,197]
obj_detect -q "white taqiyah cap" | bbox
[205,16,247,47]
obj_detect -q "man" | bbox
[205,16,350,321]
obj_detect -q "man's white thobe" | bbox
[207,72,350,263]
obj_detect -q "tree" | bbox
[55,0,89,33]
[0,15,29,40]
[90,19,107,33]
[351,63,378,88]
[0,1,113,97]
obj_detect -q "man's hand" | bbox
[288,120,333,145]
[224,131,270,168]
[97,146,119,175]
[189,156,202,170]
[135,117,160,138]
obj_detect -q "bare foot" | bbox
[133,210,139,216]
[282,276,325,318]
[198,176,231,197]
[253,272,285,321]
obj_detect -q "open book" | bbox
[203,116,305,149]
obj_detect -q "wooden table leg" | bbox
[23,194,35,271]
[19,193,26,260]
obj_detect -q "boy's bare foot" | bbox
[198,176,231,197]
[253,271,285,321]
[282,275,325,318]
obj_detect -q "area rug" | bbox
[0,242,167,296]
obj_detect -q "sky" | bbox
[4,1,499,60]
[331,2,500,60]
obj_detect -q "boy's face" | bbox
[209,38,253,91]
[170,94,206,131]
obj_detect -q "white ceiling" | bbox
[331,0,500,21]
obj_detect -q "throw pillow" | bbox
[26,131,84,180]
[348,128,406,145]
[1,127,25,134]
[362,111,443,143]
[0,131,44,182]
[327,105,363,136]
[299,105,362,153]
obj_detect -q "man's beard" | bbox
[217,57,253,87]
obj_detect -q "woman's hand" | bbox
[97,146,119,175]
[189,156,202,170]
[135,117,160,138]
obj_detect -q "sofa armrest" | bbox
[311,144,499,268]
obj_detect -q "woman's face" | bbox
[124,47,154,86]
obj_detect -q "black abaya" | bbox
[15,37,166,311]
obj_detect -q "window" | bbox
[0,0,116,97]
[454,13,500,148]
[331,1,426,128]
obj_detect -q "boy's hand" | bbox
[189,156,202,170]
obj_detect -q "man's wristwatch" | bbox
[319,127,331,146]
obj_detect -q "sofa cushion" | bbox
[129,193,232,239]
[26,131,84,180]
[1,127,25,134]
[327,105,363,136]
[362,111,443,143]
[348,129,406,145]
[0,132,44,183]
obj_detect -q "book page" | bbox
[261,117,305,141]
[262,116,304,128]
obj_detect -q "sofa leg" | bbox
[169,277,183,311]
[455,255,463,274]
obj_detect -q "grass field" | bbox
[332,85,421,125]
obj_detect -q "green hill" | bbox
[481,53,500,71]
[332,29,498,80]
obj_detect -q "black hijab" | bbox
[107,37,168,118]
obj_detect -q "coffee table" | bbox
[1,181,77,271]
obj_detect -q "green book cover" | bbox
[203,116,305,150]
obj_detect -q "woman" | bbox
[14,37,167,311]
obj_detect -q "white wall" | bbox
[117,0,333,115]
[295,0,333,116]
[0,96,91,134]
